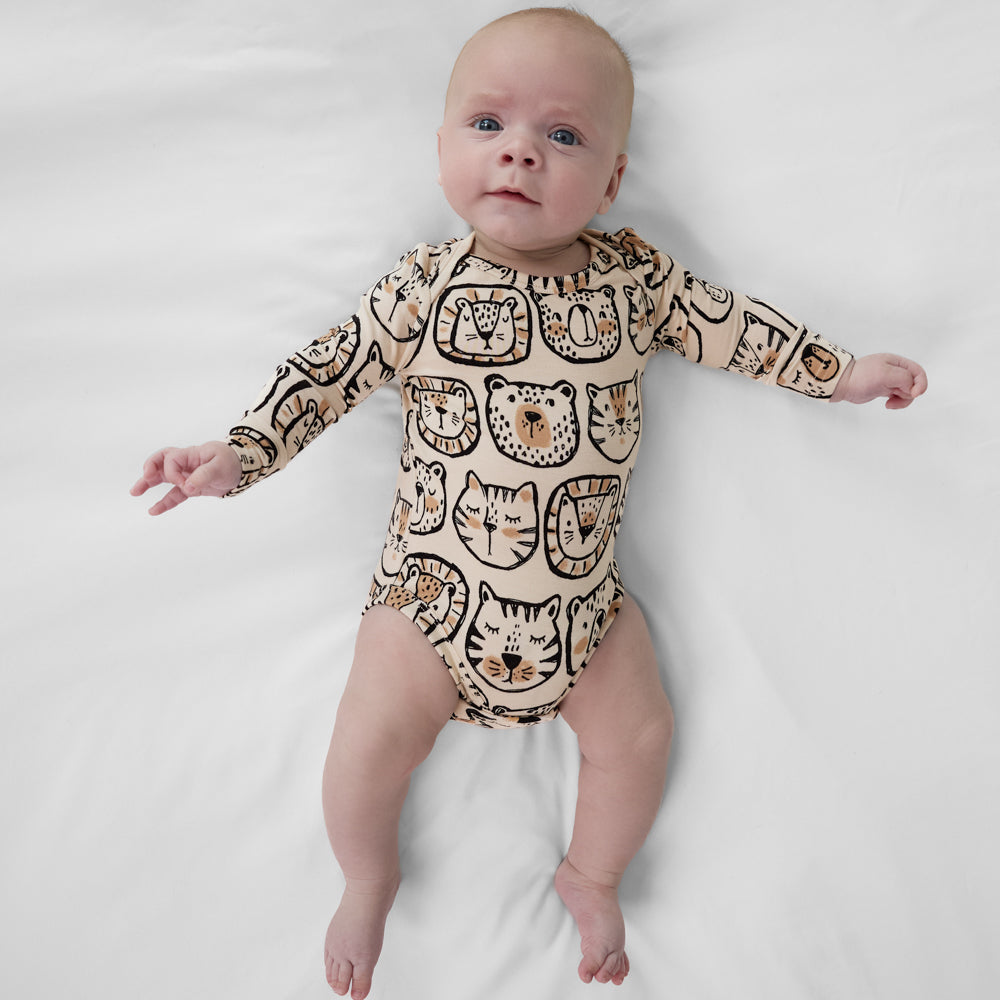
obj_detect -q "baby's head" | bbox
[438,8,633,272]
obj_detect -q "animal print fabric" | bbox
[226,228,852,727]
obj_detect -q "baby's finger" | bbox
[146,485,188,516]
[131,451,169,494]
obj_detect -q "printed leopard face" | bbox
[409,376,481,456]
[485,374,579,468]
[434,285,532,364]
[466,583,561,692]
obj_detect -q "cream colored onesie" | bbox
[226,228,852,728]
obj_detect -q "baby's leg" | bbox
[555,593,674,986]
[322,606,459,1000]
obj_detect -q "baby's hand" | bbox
[831,353,928,409]
[130,441,242,515]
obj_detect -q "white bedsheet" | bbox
[3,1,997,997]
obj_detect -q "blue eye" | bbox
[473,117,501,132]
[550,128,579,146]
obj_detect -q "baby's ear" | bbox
[597,153,629,215]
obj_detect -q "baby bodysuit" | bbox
[226,228,852,727]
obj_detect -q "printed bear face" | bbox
[485,374,580,467]
[409,456,447,535]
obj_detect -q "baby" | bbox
[131,8,927,997]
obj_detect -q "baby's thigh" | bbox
[334,607,461,762]
[558,593,672,754]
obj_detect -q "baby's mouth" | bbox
[488,188,539,205]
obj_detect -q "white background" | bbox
[2,1,996,997]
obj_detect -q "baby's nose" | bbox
[502,149,536,166]
[500,132,540,167]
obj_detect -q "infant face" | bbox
[437,16,630,271]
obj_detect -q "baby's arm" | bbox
[829,353,928,409]
[130,441,241,516]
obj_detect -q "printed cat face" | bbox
[369,251,427,342]
[465,582,561,692]
[344,342,395,409]
[728,314,790,380]
[452,470,538,569]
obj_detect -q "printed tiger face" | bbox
[452,470,538,569]
[466,583,561,692]
[409,376,481,456]
[485,374,579,467]
[587,373,640,462]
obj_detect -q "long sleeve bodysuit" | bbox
[226,228,853,727]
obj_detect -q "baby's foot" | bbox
[555,858,629,985]
[324,874,400,1000]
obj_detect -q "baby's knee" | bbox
[630,697,674,764]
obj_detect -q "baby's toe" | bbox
[328,958,353,996]
[349,965,374,1000]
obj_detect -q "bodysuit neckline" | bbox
[460,236,599,293]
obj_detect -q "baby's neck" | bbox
[470,233,591,277]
